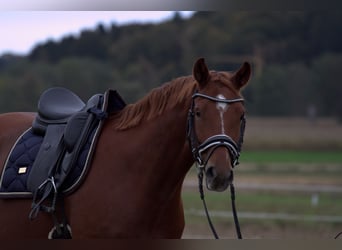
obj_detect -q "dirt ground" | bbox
[181,164,342,239]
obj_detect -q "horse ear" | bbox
[231,62,251,90]
[193,58,210,87]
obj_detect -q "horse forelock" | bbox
[110,76,196,130]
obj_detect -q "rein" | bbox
[187,91,244,239]
[197,165,242,239]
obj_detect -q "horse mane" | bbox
[110,76,197,130]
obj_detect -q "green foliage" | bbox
[249,62,315,116]
[312,53,342,120]
[0,12,341,119]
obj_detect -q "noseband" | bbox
[187,91,246,168]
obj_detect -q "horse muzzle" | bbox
[196,135,239,192]
[205,161,234,192]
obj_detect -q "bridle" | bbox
[186,90,246,239]
[187,91,246,169]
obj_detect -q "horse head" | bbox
[188,58,251,192]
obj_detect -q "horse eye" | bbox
[195,111,201,117]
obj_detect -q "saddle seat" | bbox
[32,87,90,135]
[38,87,86,120]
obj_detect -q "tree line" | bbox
[0,11,341,120]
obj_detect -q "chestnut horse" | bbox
[0,58,251,238]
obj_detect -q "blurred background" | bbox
[1,11,341,239]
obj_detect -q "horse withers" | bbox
[0,58,251,238]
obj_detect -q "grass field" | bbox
[182,190,342,239]
[181,117,342,239]
[182,191,342,217]
[240,150,342,164]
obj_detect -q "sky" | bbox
[0,11,194,56]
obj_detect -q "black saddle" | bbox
[33,88,98,134]
[27,87,126,219]
[0,86,126,238]
[38,87,85,120]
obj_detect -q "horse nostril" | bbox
[206,166,217,179]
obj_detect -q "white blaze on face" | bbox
[216,94,229,134]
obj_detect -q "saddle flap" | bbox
[26,125,66,193]
[64,112,89,152]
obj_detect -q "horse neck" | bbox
[85,90,196,236]
[109,77,197,187]
[142,101,194,185]
[133,101,194,230]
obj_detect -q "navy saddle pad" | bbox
[0,127,96,198]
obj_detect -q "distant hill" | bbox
[1,12,342,120]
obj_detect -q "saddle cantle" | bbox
[37,87,86,121]
[0,87,126,201]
